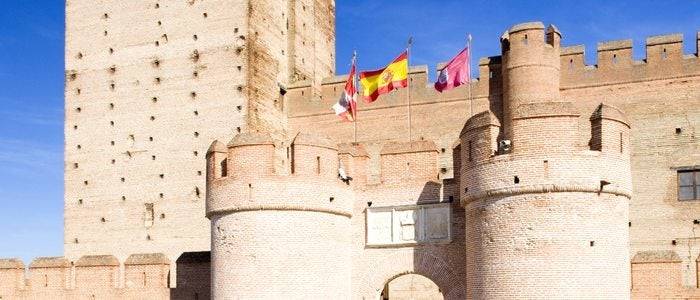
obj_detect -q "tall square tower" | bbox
[64,0,335,262]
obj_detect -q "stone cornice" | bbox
[462,183,632,207]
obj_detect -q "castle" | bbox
[0,1,698,299]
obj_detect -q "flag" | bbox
[435,47,470,93]
[332,61,357,121]
[359,51,408,103]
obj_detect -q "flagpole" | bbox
[407,37,413,142]
[352,51,358,143]
[467,34,473,118]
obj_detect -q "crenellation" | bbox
[561,44,584,56]
[124,253,170,289]
[646,33,684,46]
[631,250,684,295]
[590,103,631,154]
[646,33,684,65]
[290,132,339,178]
[508,21,545,34]
[74,255,120,292]
[225,131,276,180]
[0,259,25,293]
[546,24,561,47]
[205,140,228,182]
[207,130,354,299]
[379,140,439,186]
[597,39,633,52]
[27,257,71,291]
[290,30,700,123]
[597,39,634,70]
[459,110,500,167]
[0,254,181,299]
[338,143,370,187]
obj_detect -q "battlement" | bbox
[459,102,632,205]
[206,130,451,219]
[206,131,354,219]
[0,253,175,299]
[560,31,700,89]
[379,140,439,186]
[286,61,497,120]
[286,28,700,121]
[628,250,700,298]
[207,129,446,187]
[338,143,370,186]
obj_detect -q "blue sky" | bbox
[0,0,698,263]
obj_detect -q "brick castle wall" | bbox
[0,253,208,300]
[63,0,336,281]
[50,2,700,297]
[286,24,700,298]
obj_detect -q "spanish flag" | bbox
[359,51,408,103]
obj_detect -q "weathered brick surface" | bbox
[41,4,700,297]
[64,0,336,273]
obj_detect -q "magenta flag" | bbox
[434,47,470,92]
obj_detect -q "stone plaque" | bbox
[366,203,451,246]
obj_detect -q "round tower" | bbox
[501,22,562,140]
[460,22,632,299]
[206,131,353,299]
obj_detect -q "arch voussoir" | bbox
[361,250,465,300]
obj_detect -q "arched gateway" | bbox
[360,251,466,299]
[381,274,442,299]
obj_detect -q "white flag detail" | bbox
[332,59,357,122]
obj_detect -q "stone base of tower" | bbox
[465,192,630,299]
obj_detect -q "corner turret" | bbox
[459,22,632,299]
[206,131,353,299]
[501,22,562,140]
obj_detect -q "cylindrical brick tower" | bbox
[460,22,632,299]
[501,22,561,140]
[206,131,353,299]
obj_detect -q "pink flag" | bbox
[332,61,357,122]
[435,47,470,93]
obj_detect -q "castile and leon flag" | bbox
[332,60,357,121]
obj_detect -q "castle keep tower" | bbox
[64,0,335,263]
[206,132,353,298]
[460,22,633,298]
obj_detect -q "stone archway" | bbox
[360,250,465,299]
[381,273,442,299]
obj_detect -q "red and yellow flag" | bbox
[359,51,408,103]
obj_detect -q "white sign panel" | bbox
[366,203,451,247]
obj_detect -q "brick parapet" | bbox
[379,140,439,186]
[206,176,354,218]
[0,254,175,299]
[287,30,700,119]
[338,143,370,187]
[460,151,632,206]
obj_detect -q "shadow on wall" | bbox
[417,181,442,205]
[171,251,211,300]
